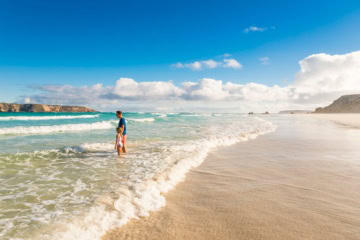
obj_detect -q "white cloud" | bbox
[110,78,184,100]
[260,57,270,65]
[293,51,360,94]
[244,26,267,33]
[22,51,360,112]
[202,59,220,69]
[187,61,202,70]
[172,62,184,68]
[172,58,242,70]
[223,59,242,69]
[183,78,229,100]
[172,61,206,71]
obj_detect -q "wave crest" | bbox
[0,115,99,121]
[0,121,116,135]
[127,118,155,122]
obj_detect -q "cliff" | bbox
[0,103,96,112]
[314,94,360,113]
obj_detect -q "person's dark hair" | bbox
[116,111,122,115]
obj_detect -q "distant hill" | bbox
[314,94,360,113]
[0,103,96,112]
[279,110,312,114]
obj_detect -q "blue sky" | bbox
[1,0,360,111]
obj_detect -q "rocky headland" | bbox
[0,103,96,112]
[314,94,360,113]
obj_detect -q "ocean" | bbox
[0,112,275,240]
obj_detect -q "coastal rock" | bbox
[0,103,96,112]
[314,94,360,113]
[279,110,312,114]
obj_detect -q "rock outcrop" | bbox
[279,110,312,114]
[0,103,96,112]
[314,94,360,113]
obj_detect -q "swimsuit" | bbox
[117,136,123,147]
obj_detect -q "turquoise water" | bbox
[0,112,275,240]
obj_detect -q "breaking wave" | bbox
[127,118,155,122]
[0,115,99,121]
[0,121,117,135]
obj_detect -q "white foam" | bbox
[0,121,117,135]
[182,114,202,117]
[155,113,167,118]
[0,115,99,121]
[79,142,115,152]
[35,118,276,240]
[127,118,155,122]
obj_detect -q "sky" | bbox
[1,0,360,112]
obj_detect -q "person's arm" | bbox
[115,134,118,149]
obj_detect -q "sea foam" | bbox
[0,115,99,121]
[34,117,276,240]
[127,118,155,122]
[0,120,116,135]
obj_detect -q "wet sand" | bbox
[310,113,360,128]
[102,114,360,240]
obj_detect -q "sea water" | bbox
[0,112,275,240]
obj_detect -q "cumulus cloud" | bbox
[182,78,229,100]
[202,59,220,69]
[172,58,242,70]
[223,59,242,69]
[293,51,360,94]
[21,51,360,112]
[260,57,270,65]
[108,78,184,100]
[171,61,204,71]
[244,26,267,33]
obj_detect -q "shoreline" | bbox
[102,114,360,240]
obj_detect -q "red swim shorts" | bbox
[122,135,127,145]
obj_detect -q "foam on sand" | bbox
[0,115,99,121]
[0,120,117,135]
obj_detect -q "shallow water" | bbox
[0,112,275,240]
[102,114,360,240]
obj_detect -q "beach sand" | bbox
[309,113,360,128]
[102,114,360,240]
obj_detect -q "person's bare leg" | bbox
[122,144,127,153]
[117,146,122,155]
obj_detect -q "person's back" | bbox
[119,117,127,135]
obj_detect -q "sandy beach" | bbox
[102,114,360,240]
[310,113,360,128]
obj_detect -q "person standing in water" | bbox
[114,127,123,155]
[116,111,127,153]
